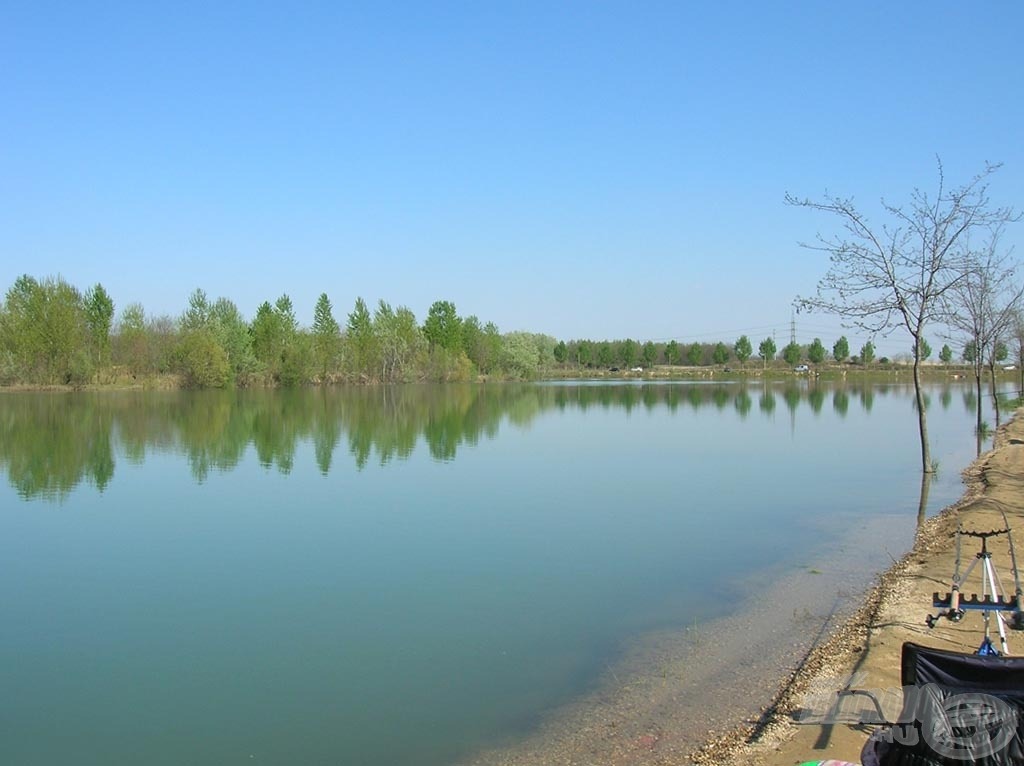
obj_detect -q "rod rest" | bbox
[933,591,1019,610]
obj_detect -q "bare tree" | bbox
[944,231,1022,438]
[789,160,1017,473]
[1015,312,1024,395]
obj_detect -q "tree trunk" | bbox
[975,366,983,437]
[989,360,1001,428]
[917,472,932,529]
[913,355,933,473]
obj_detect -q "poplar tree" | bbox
[312,293,340,379]
[832,336,849,363]
[807,338,826,364]
[686,343,702,366]
[84,283,114,369]
[347,297,376,377]
[733,335,752,365]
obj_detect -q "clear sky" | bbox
[3,2,1022,357]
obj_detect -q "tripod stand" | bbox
[927,520,1024,655]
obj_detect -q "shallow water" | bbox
[0,380,999,765]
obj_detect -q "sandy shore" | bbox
[459,412,1024,766]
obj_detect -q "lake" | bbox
[0,380,999,765]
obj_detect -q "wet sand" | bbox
[458,412,1024,766]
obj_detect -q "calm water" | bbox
[0,381,998,765]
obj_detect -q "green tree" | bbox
[251,301,284,374]
[312,293,341,379]
[3,275,89,383]
[620,339,638,367]
[478,322,503,374]
[178,290,253,385]
[782,341,802,365]
[553,340,568,364]
[597,342,614,367]
[641,341,658,367]
[347,297,377,378]
[460,315,483,368]
[758,337,776,367]
[83,283,114,370]
[147,314,178,373]
[939,343,953,364]
[576,339,592,367]
[833,335,850,363]
[181,288,212,332]
[375,301,425,381]
[712,342,729,365]
[665,340,681,365]
[177,329,230,388]
[915,337,932,361]
[501,332,541,378]
[210,297,256,383]
[279,331,311,386]
[807,338,826,364]
[963,340,977,363]
[248,294,301,382]
[734,335,752,365]
[534,334,557,373]
[687,343,703,366]
[423,300,462,351]
[860,341,876,364]
[275,294,298,336]
[115,302,149,375]
[2,275,44,379]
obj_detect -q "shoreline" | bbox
[455,415,1020,766]
[455,489,937,765]
[0,364,1006,394]
[714,410,1024,766]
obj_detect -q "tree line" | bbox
[0,276,560,387]
[551,334,987,370]
[1,273,1015,391]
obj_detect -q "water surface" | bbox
[0,381,997,765]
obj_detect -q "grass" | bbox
[999,394,1024,410]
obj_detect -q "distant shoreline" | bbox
[0,364,1010,394]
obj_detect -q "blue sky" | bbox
[2,2,1022,356]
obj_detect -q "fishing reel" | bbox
[926,608,964,629]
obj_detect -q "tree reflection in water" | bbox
[0,381,982,500]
